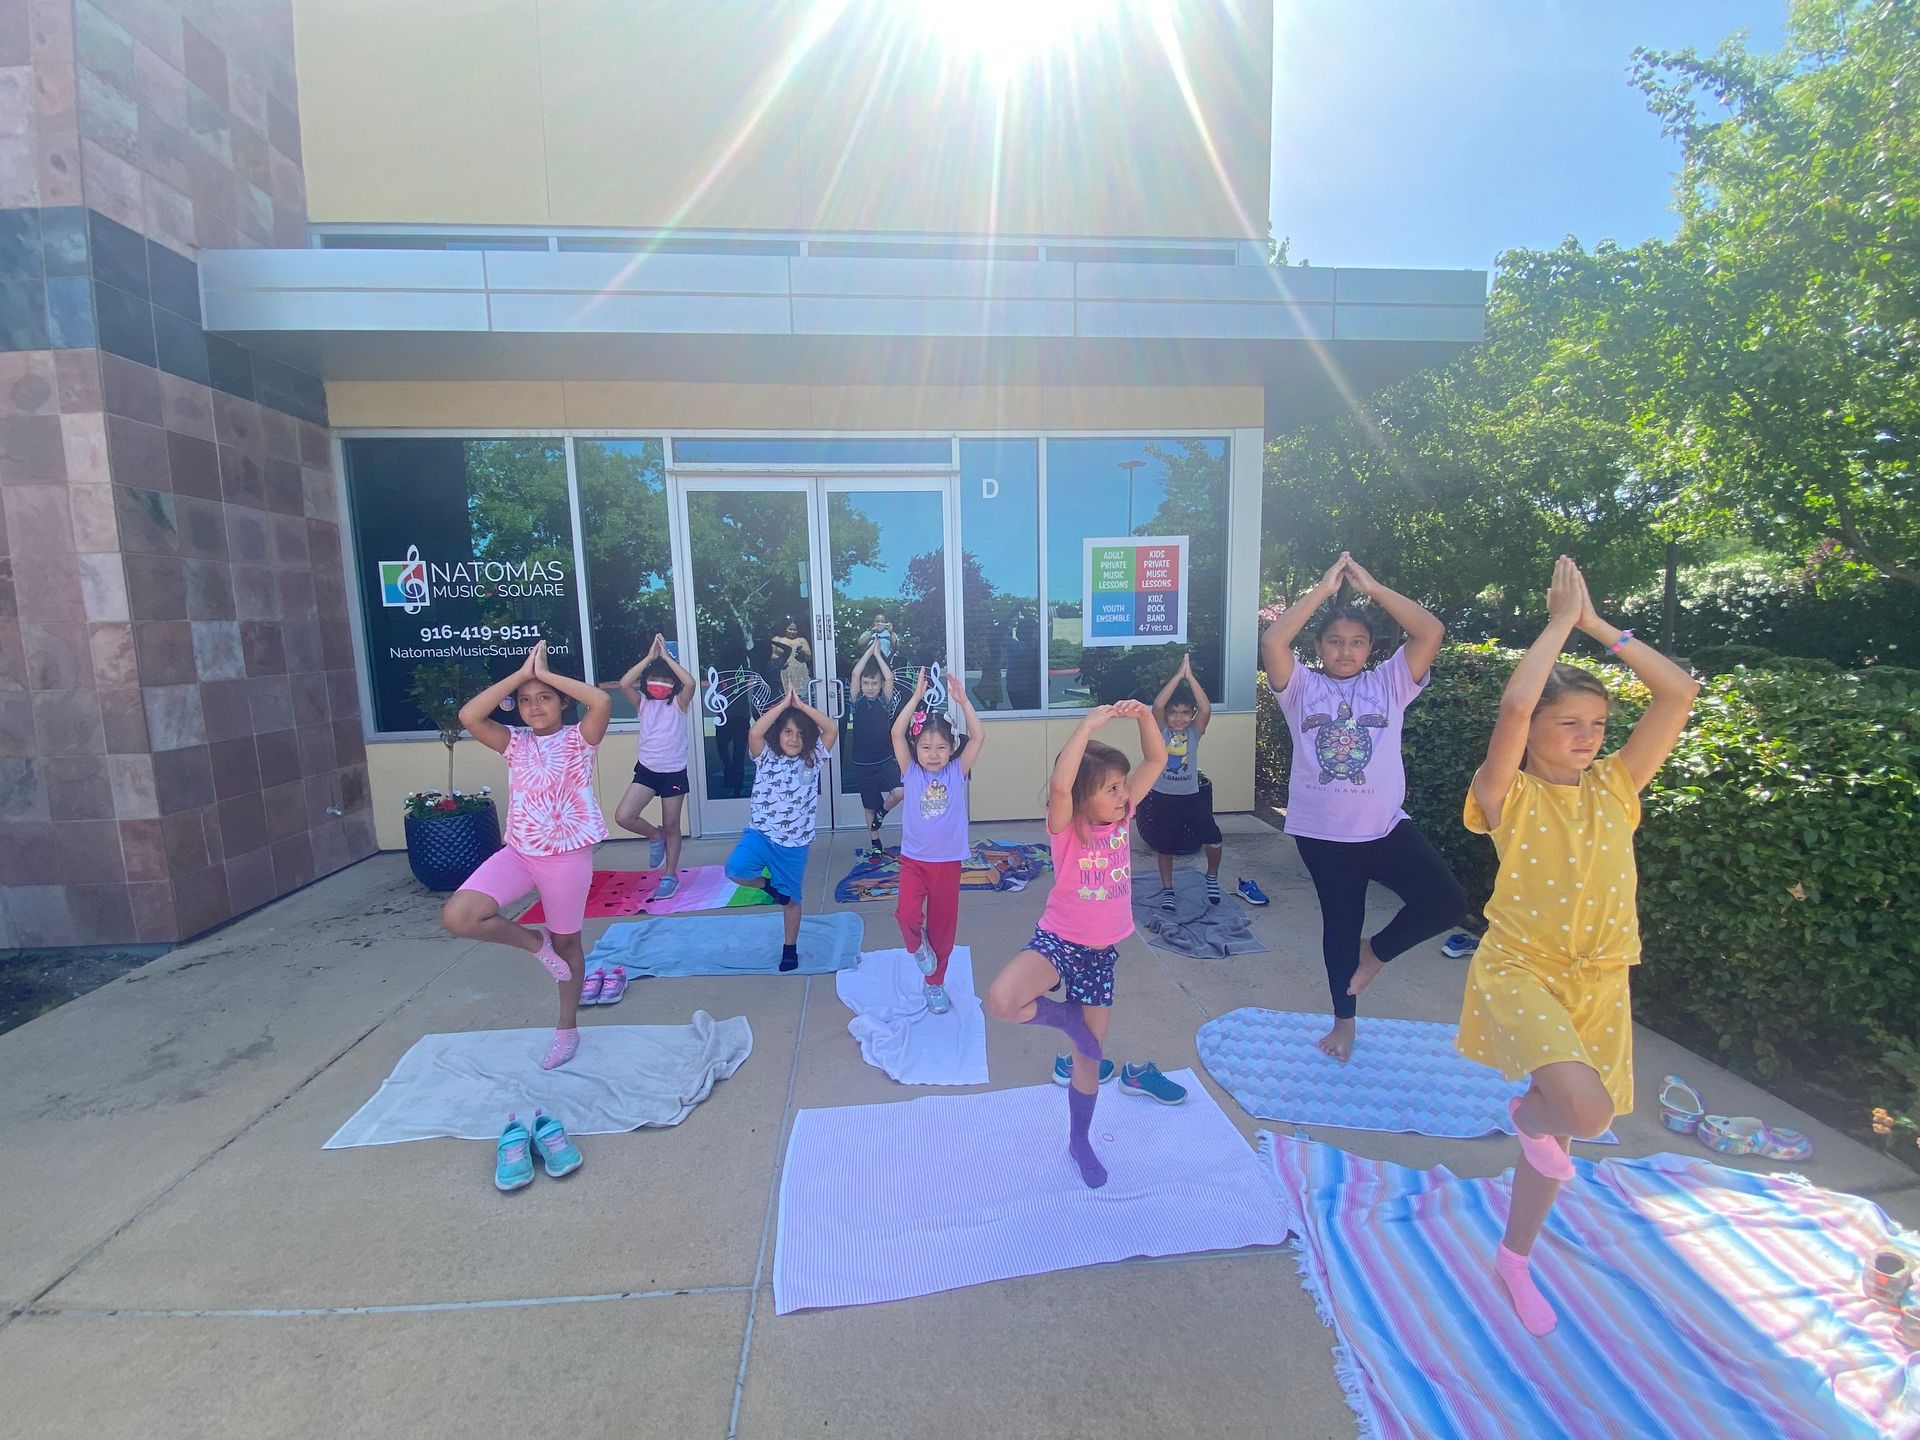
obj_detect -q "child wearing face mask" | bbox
[613,634,696,899]
[888,666,987,1014]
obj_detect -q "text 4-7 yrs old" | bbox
[1460,556,1700,1337]
[725,685,839,971]
[889,665,987,1014]
[985,701,1166,1188]
[440,641,612,1071]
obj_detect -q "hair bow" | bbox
[909,709,927,736]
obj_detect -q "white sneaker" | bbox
[915,940,937,975]
[923,982,951,1014]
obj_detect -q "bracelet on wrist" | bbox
[1609,629,1635,655]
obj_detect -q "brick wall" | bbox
[1,0,374,947]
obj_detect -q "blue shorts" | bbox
[726,828,809,902]
[1029,927,1117,1007]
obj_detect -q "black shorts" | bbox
[630,762,690,798]
[1136,777,1221,856]
[849,756,902,811]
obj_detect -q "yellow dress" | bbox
[1454,752,1643,1115]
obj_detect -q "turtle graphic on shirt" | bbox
[1301,700,1388,785]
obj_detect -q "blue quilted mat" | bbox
[1197,1007,1618,1143]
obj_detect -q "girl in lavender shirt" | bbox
[1259,554,1466,1062]
[888,666,987,1015]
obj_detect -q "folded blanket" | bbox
[1133,866,1269,957]
[834,839,1051,904]
[324,1012,752,1147]
[836,947,989,1086]
[586,911,863,977]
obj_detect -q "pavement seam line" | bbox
[2,930,485,1332]
[727,968,812,1440]
[22,1283,755,1321]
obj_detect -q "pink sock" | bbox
[1508,1096,1575,1181]
[532,930,570,982]
[1495,1244,1557,1336]
[540,1028,579,1071]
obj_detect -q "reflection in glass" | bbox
[1044,438,1230,708]
[958,440,1041,711]
[684,490,812,802]
[827,488,947,797]
[343,438,576,733]
[576,439,673,720]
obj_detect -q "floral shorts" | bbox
[1029,927,1117,1007]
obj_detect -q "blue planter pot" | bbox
[404,801,503,892]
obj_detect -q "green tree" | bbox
[1561,0,1920,589]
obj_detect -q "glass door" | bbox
[676,475,958,835]
[679,480,828,835]
[819,478,957,830]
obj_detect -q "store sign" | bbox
[1082,535,1189,647]
[344,438,582,733]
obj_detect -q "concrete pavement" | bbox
[3,816,1915,1439]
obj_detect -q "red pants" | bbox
[895,856,961,984]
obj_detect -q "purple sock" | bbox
[1025,997,1103,1061]
[1067,1085,1108,1188]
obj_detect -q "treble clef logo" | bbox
[704,667,729,727]
[925,661,948,714]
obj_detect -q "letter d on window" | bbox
[981,476,999,500]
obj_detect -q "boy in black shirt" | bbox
[846,639,903,856]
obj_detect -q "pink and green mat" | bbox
[1262,1132,1917,1439]
[833,838,1051,904]
[516,865,773,924]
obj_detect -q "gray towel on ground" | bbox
[1134,867,1269,957]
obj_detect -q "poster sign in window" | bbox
[1081,535,1189,648]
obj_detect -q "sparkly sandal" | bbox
[1697,1114,1813,1161]
[1658,1075,1705,1135]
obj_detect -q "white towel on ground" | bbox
[323,1012,752,1148]
[835,946,990,1087]
[772,1070,1290,1313]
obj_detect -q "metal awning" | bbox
[199,249,1486,432]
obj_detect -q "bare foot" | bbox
[1348,939,1386,998]
[1317,1018,1356,1062]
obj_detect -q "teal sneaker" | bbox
[495,1114,534,1192]
[1052,1054,1116,1086]
[1119,1062,1187,1104]
[530,1110,583,1178]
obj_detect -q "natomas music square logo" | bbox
[379,544,568,614]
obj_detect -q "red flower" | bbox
[438,796,458,813]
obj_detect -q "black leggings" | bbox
[1294,820,1467,1020]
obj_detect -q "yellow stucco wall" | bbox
[325,381,1264,431]
[366,712,1255,850]
[294,0,1273,240]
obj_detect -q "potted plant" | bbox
[402,661,503,891]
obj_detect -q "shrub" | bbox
[1690,644,1839,677]
[1256,644,1920,1149]
[1614,555,1918,669]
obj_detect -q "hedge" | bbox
[1256,645,1920,1107]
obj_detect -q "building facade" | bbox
[1,0,1484,947]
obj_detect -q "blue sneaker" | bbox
[1119,1062,1187,1104]
[1441,931,1479,958]
[1052,1054,1116,1086]
[1236,878,1269,906]
[654,873,679,900]
[648,837,668,869]
[530,1110,583,1178]
[494,1114,534,1192]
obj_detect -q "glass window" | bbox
[575,439,675,720]
[342,439,580,733]
[958,440,1041,711]
[1044,437,1230,708]
[671,437,953,467]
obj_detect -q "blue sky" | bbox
[1268,1,1788,272]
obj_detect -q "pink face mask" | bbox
[645,681,674,699]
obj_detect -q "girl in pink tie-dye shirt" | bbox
[441,642,612,1071]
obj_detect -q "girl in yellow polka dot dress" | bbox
[1459,556,1700,1338]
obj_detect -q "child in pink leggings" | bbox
[440,641,612,1070]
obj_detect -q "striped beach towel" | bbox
[1263,1134,1917,1440]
